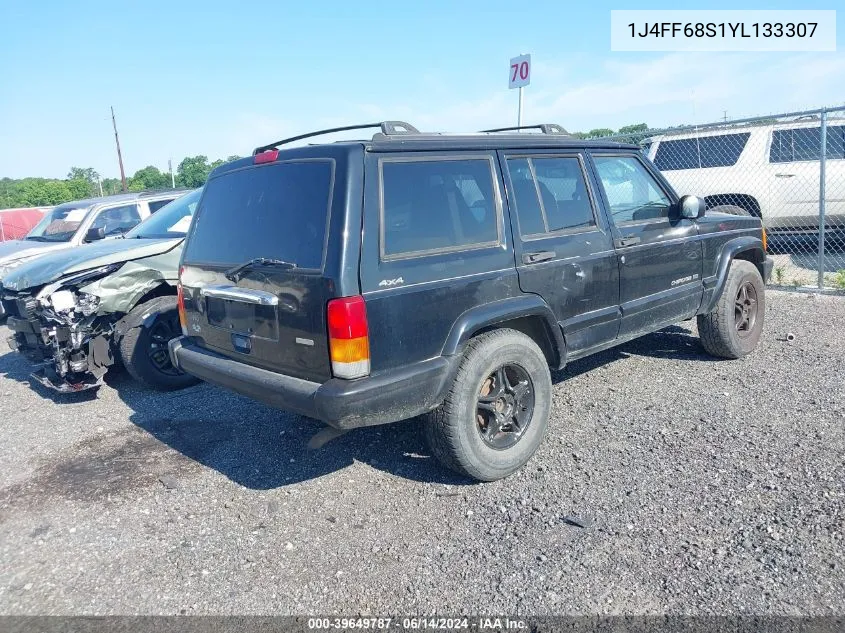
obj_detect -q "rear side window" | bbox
[507,156,595,236]
[147,198,175,213]
[653,133,750,170]
[830,126,845,159]
[380,157,500,259]
[90,204,141,236]
[770,126,845,163]
[185,160,333,269]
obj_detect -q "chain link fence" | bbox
[594,106,845,290]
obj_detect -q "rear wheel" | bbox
[424,329,552,482]
[118,296,200,390]
[697,260,765,359]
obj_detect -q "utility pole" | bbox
[111,106,127,192]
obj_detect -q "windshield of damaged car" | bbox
[24,204,92,242]
[126,189,201,239]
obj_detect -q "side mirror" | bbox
[85,226,106,242]
[678,195,706,219]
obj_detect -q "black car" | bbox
[169,121,773,482]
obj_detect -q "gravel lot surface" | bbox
[0,289,842,616]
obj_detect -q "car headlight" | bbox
[49,290,76,313]
[76,292,100,316]
[43,290,101,317]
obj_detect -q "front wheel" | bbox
[697,260,765,359]
[424,329,552,482]
[118,296,200,391]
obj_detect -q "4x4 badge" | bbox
[378,277,405,288]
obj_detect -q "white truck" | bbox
[644,117,844,240]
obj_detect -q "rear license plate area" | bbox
[205,297,279,341]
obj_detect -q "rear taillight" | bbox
[327,295,370,379]
[177,266,187,334]
[254,149,279,164]
[761,227,768,252]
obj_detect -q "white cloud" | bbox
[203,54,845,159]
[345,52,845,135]
[6,52,845,179]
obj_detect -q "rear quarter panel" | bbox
[360,150,521,373]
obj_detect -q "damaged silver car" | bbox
[1,188,202,392]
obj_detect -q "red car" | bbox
[0,207,48,241]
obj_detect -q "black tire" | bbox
[424,329,552,482]
[707,204,752,217]
[118,296,200,391]
[697,260,765,359]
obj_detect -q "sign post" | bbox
[508,54,531,127]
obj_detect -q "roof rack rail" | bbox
[253,121,420,155]
[137,187,191,197]
[480,123,569,135]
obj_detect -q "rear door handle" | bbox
[775,173,795,178]
[613,237,641,248]
[522,251,555,264]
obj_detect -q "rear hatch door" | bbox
[180,158,337,383]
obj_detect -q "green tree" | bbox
[66,178,92,200]
[176,155,211,188]
[65,166,100,198]
[211,155,243,171]
[617,123,649,135]
[17,179,71,206]
[101,178,122,196]
[67,166,100,184]
[616,123,651,144]
[129,165,170,191]
[586,128,615,138]
[2,154,241,210]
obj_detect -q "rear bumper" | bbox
[168,337,456,429]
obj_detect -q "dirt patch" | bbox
[0,424,199,517]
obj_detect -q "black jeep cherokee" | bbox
[169,121,773,482]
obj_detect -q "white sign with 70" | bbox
[509,54,531,89]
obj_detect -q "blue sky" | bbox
[1,0,842,179]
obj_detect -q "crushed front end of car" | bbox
[3,264,122,392]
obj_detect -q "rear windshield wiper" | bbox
[224,257,297,282]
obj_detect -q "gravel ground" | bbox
[0,289,842,616]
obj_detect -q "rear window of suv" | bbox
[380,157,500,259]
[653,132,750,170]
[184,160,334,269]
[770,126,845,163]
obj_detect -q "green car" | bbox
[2,188,202,392]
